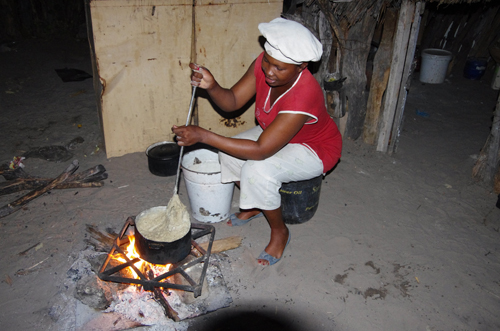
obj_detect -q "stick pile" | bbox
[0,160,107,218]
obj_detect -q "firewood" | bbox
[147,268,180,322]
[0,160,79,218]
[153,288,180,322]
[0,180,104,196]
[1,164,106,181]
[53,181,105,189]
[84,224,119,252]
[0,178,105,196]
[66,164,106,182]
[0,167,31,180]
[0,165,107,196]
[199,235,242,253]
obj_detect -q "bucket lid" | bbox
[146,141,180,160]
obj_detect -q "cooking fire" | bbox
[98,217,215,297]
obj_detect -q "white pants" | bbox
[219,125,324,210]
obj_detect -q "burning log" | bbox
[0,160,79,218]
[148,269,181,322]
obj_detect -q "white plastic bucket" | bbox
[420,48,453,84]
[181,149,234,223]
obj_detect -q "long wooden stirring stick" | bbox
[173,86,197,195]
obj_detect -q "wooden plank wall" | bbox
[89,0,193,158]
[89,0,282,158]
[194,0,282,137]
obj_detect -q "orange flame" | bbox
[113,235,170,280]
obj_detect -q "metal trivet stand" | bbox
[98,216,215,298]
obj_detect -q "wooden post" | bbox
[363,9,398,145]
[389,2,424,155]
[341,10,380,139]
[473,92,500,189]
[376,0,415,153]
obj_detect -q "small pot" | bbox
[146,141,180,177]
[134,207,191,265]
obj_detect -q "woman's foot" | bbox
[257,227,290,266]
[227,209,263,226]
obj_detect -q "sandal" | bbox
[257,232,291,266]
[228,212,263,226]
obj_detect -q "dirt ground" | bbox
[1,38,499,331]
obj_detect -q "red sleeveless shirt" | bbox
[254,52,342,172]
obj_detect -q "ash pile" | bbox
[51,225,233,331]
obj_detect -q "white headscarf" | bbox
[258,17,323,65]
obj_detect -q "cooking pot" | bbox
[134,207,192,265]
[146,141,180,177]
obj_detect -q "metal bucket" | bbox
[181,149,234,223]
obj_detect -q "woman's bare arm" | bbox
[190,61,257,112]
[172,112,309,160]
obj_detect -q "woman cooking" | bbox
[172,17,342,266]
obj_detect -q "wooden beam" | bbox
[376,0,415,153]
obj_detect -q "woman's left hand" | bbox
[172,125,204,146]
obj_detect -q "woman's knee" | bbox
[241,159,280,184]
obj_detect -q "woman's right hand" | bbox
[172,125,206,146]
[190,63,215,90]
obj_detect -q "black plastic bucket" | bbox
[280,175,323,224]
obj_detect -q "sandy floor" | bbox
[1,39,499,331]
